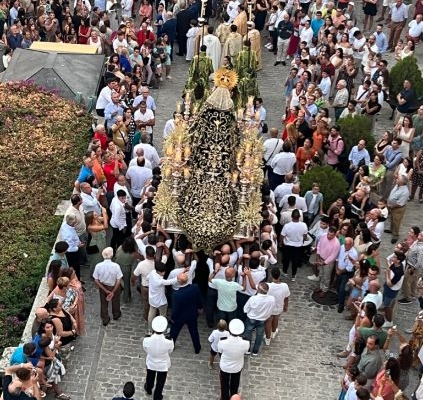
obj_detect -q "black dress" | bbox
[363,1,377,16]
[254,0,268,31]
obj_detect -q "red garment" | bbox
[137,30,156,46]
[287,21,300,56]
[78,26,90,44]
[415,0,423,18]
[103,161,122,192]
[321,62,336,77]
[282,113,297,140]
[94,131,108,150]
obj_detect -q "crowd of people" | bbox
[2,0,423,398]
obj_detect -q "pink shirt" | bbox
[326,135,344,166]
[317,234,341,264]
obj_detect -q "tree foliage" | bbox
[389,56,423,100]
[336,115,376,158]
[300,166,349,211]
[0,82,91,353]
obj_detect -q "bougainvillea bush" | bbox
[0,81,91,353]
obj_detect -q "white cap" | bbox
[229,319,245,335]
[348,1,354,5]
[152,316,168,333]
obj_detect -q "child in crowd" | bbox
[344,373,367,400]
[207,319,229,370]
[339,365,360,400]
[265,5,278,50]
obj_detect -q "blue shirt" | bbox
[77,165,93,183]
[348,146,370,167]
[384,146,403,170]
[374,31,387,53]
[10,346,38,367]
[311,18,324,37]
[104,102,124,126]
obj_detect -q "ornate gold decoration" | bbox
[214,68,238,90]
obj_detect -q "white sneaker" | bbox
[265,43,270,48]
[166,75,172,80]
[159,77,163,82]
[286,55,290,60]
[271,328,279,339]
[382,321,393,329]
[264,338,271,346]
[307,275,320,281]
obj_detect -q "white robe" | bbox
[203,34,221,72]
[186,26,199,61]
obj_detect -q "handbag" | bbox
[261,122,269,133]
[263,139,281,165]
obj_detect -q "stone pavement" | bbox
[56,21,423,400]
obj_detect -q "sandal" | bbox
[56,393,71,400]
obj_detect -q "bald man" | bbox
[169,272,203,353]
[210,260,245,324]
[335,237,358,313]
[279,184,308,212]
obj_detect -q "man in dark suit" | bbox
[169,273,203,353]
[160,11,177,60]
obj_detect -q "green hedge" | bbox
[0,82,91,353]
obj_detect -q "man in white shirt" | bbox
[59,214,84,279]
[243,282,275,356]
[129,147,153,169]
[269,141,296,190]
[132,87,157,112]
[352,30,366,59]
[279,184,308,211]
[80,182,103,215]
[93,247,123,325]
[168,251,197,291]
[110,190,130,251]
[279,195,304,226]
[299,19,313,46]
[95,78,118,116]
[112,31,128,52]
[163,112,177,139]
[274,173,295,205]
[133,245,168,321]
[336,237,358,313]
[134,101,155,139]
[263,128,283,176]
[143,316,174,400]
[281,209,308,282]
[407,14,423,41]
[318,70,332,100]
[125,156,153,206]
[147,263,178,332]
[132,133,160,168]
[218,319,250,400]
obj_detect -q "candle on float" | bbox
[176,101,182,113]
[175,149,182,162]
[192,104,199,115]
[247,96,254,106]
[177,133,183,145]
[255,110,260,122]
[237,108,244,120]
[244,158,252,168]
[236,150,243,163]
[184,145,191,159]
[232,171,239,183]
[245,142,252,153]
[184,167,191,180]
[185,91,191,104]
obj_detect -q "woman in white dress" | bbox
[394,115,415,158]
